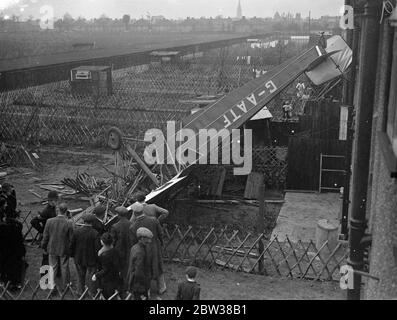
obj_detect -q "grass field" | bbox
[0,30,248,71]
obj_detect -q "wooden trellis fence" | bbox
[20,218,347,282]
[162,224,348,281]
[1,222,347,300]
[0,40,309,148]
[0,281,131,301]
[252,147,287,190]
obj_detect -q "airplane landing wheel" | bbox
[107,127,123,150]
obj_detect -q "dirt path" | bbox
[22,245,344,300]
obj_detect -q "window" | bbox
[379,17,397,178]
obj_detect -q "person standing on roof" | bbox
[282,101,293,121]
[296,81,306,99]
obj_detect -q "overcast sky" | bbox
[1,0,344,19]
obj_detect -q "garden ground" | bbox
[2,146,344,300]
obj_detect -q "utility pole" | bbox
[347,0,382,300]
[308,11,311,35]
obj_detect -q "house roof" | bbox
[150,51,180,57]
[71,66,111,71]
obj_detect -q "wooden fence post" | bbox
[257,183,266,274]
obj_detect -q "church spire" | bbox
[236,0,242,19]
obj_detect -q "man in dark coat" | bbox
[0,195,6,222]
[41,203,74,292]
[70,214,101,294]
[130,203,166,296]
[31,190,58,234]
[175,266,200,300]
[0,207,26,290]
[127,227,152,300]
[33,191,59,278]
[1,183,17,219]
[92,233,122,299]
[110,206,132,289]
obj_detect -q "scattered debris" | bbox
[28,190,42,199]
[69,208,83,216]
[39,184,76,195]
[61,172,108,196]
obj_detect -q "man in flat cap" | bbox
[132,192,169,224]
[110,206,133,291]
[70,214,101,294]
[129,201,143,224]
[130,204,166,297]
[127,227,152,300]
[91,205,106,236]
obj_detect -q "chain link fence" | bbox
[0,37,310,147]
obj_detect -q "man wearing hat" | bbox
[127,227,152,300]
[31,190,59,235]
[130,192,169,224]
[110,206,133,290]
[70,214,101,294]
[31,190,59,276]
[91,205,106,236]
[130,204,166,296]
[41,198,74,292]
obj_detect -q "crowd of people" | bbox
[0,184,200,300]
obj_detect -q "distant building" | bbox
[236,0,243,20]
[151,15,165,24]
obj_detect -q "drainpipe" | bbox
[341,0,358,239]
[347,0,382,300]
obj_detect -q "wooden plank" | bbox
[244,172,264,199]
[216,167,227,197]
[257,184,265,273]
[125,144,160,187]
